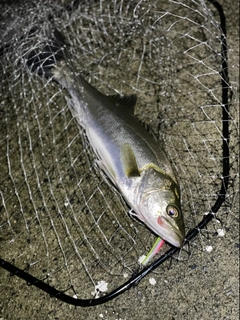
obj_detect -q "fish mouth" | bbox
[157,216,185,248]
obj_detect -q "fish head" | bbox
[136,167,185,247]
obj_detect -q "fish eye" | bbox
[167,205,178,218]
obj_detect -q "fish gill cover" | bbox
[0,0,238,307]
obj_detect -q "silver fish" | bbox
[28,34,185,247]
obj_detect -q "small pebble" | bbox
[206,245,213,252]
[149,277,156,285]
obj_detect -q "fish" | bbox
[27,30,185,247]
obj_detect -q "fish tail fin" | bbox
[26,29,67,78]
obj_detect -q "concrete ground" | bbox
[0,0,239,319]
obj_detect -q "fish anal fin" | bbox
[95,159,116,186]
[129,209,145,222]
[120,144,140,178]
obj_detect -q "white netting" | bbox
[0,0,238,300]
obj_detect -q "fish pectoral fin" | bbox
[120,144,140,178]
[109,94,137,114]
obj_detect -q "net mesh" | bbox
[0,0,238,300]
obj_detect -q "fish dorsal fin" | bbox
[109,94,137,114]
[139,119,159,141]
[120,143,140,178]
